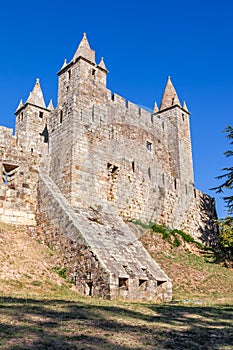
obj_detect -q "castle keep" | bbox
[0,34,217,301]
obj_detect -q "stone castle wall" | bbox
[0,127,39,225]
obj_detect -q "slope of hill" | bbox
[0,222,233,350]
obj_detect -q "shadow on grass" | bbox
[0,296,232,349]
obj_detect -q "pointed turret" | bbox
[160,76,181,110]
[183,101,189,113]
[15,99,24,113]
[98,57,108,72]
[153,101,159,113]
[26,78,46,109]
[47,99,54,110]
[72,33,95,63]
[61,59,67,70]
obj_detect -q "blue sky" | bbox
[0,0,232,218]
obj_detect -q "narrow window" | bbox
[86,282,93,296]
[194,189,197,198]
[174,178,177,190]
[182,113,185,121]
[39,111,43,119]
[132,161,135,173]
[162,174,165,185]
[148,167,151,180]
[146,141,152,151]
[111,94,115,101]
[185,184,188,195]
[68,69,71,80]
[92,69,96,76]
[21,112,23,121]
[60,110,63,123]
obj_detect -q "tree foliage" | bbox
[217,217,233,261]
[212,126,233,213]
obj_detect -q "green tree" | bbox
[212,126,233,213]
[212,126,233,262]
[218,216,233,260]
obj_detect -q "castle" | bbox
[0,33,217,301]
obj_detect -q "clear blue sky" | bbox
[0,0,232,218]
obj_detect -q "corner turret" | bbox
[15,79,50,153]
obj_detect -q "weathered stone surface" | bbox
[0,33,218,301]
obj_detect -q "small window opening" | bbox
[194,189,197,198]
[146,141,152,151]
[86,282,93,296]
[174,178,177,190]
[31,148,33,153]
[185,184,188,195]
[21,112,23,121]
[60,110,63,123]
[172,97,175,105]
[92,69,96,76]
[139,108,141,116]
[151,115,154,124]
[111,94,115,101]
[162,122,165,130]
[107,163,119,174]
[68,69,71,80]
[39,111,43,119]
[162,174,165,185]
[157,280,165,287]
[132,161,135,173]
[139,279,148,291]
[119,278,128,290]
[182,113,185,121]
[148,167,151,180]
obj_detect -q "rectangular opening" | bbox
[146,141,152,151]
[39,111,43,119]
[86,282,93,296]
[119,278,128,290]
[139,279,148,291]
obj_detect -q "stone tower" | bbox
[15,79,51,153]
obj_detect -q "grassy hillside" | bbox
[0,222,233,349]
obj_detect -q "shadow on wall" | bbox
[199,193,219,247]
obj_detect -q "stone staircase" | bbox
[38,169,172,301]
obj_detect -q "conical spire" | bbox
[26,78,46,108]
[153,101,159,113]
[73,33,95,63]
[47,99,54,110]
[160,76,181,110]
[98,57,107,71]
[15,99,24,113]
